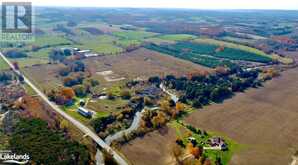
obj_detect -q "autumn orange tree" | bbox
[61,87,75,100]
[151,111,167,128]
[160,100,172,115]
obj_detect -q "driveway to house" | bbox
[105,106,159,145]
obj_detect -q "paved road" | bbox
[0,53,128,165]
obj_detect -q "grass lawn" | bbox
[94,111,110,118]
[0,58,9,71]
[157,34,197,41]
[65,109,91,125]
[203,131,243,165]
[62,97,91,125]
[87,98,129,114]
[23,84,37,95]
[62,96,111,124]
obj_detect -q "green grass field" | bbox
[0,58,9,71]
[33,35,72,47]
[221,36,256,45]
[74,35,124,54]
[144,37,176,45]
[112,31,157,40]
[77,43,123,55]
[157,34,197,41]
[28,48,52,59]
[116,39,142,48]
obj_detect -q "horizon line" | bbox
[34,5,298,11]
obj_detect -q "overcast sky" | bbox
[5,0,298,10]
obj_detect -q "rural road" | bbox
[0,52,128,165]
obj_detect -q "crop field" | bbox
[145,41,275,68]
[184,68,298,165]
[179,42,272,62]
[194,38,272,57]
[120,126,178,165]
[145,43,234,68]
[84,48,211,80]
